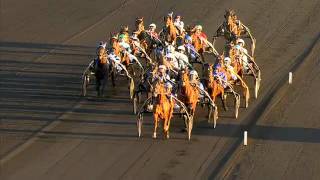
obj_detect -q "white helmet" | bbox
[149,23,156,28]
[236,39,245,45]
[224,57,231,64]
[195,25,202,30]
[235,45,241,50]
[189,70,198,77]
[177,45,185,51]
[165,82,173,89]
[158,65,167,70]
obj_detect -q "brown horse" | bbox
[109,33,120,56]
[109,34,131,66]
[227,44,244,77]
[206,64,225,105]
[133,17,159,60]
[135,17,145,35]
[153,82,174,139]
[180,70,200,117]
[215,9,246,44]
[134,17,147,48]
[119,25,130,43]
[161,14,177,44]
[224,57,250,108]
[191,33,205,62]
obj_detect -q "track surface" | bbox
[1,0,320,179]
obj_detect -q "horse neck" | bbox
[158,92,166,104]
[112,42,120,56]
[193,38,202,50]
[137,23,144,32]
[182,78,193,95]
[168,22,174,30]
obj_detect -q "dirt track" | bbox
[1,0,320,179]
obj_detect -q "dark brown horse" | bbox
[95,46,109,97]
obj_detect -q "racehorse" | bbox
[227,44,244,77]
[179,70,200,118]
[214,9,256,56]
[204,64,226,111]
[153,82,174,139]
[191,32,206,62]
[109,33,120,56]
[133,17,162,62]
[223,59,250,108]
[119,25,130,43]
[215,10,244,43]
[95,46,109,97]
[135,17,145,36]
[203,59,241,118]
[134,17,149,51]
[160,13,177,45]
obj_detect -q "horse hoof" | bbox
[152,133,157,139]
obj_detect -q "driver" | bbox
[153,65,171,84]
[189,70,204,99]
[148,23,159,39]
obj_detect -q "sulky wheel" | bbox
[81,74,90,97]
[137,113,143,138]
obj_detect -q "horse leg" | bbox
[209,95,217,116]
[221,93,228,111]
[163,117,169,139]
[111,66,116,87]
[165,106,174,139]
[129,64,135,77]
[101,75,108,97]
[153,114,158,139]
[96,78,101,97]
[241,82,250,108]
[245,87,250,108]
[200,53,205,63]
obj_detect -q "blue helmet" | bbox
[185,35,192,41]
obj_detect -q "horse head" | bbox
[153,82,166,103]
[180,70,190,87]
[225,9,236,20]
[109,33,120,55]
[164,14,173,27]
[120,25,129,33]
[135,17,145,33]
